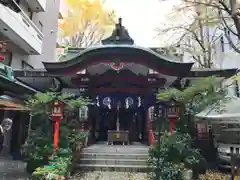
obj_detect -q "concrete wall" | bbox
[27,0,60,69]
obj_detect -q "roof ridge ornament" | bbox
[101,18,134,45]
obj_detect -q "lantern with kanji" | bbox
[79,105,89,130]
[165,99,181,135]
[51,100,64,150]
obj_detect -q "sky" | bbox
[59,0,183,47]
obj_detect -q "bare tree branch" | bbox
[161,0,240,56]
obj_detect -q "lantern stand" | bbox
[78,106,89,132]
[51,99,64,151]
[165,99,181,135]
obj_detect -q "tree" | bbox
[157,76,227,115]
[160,0,240,54]
[58,0,116,48]
[22,92,90,173]
[157,1,225,68]
[147,77,225,180]
[25,92,90,118]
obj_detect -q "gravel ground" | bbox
[70,171,148,180]
[0,158,30,180]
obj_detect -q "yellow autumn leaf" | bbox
[60,0,116,38]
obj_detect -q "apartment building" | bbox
[0,0,60,69]
[0,0,61,157]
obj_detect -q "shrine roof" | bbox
[43,45,194,76]
[44,18,194,76]
[58,46,183,62]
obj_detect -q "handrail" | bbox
[20,11,44,39]
[12,2,44,39]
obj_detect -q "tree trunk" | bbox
[230,0,240,39]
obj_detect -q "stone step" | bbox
[82,147,149,154]
[75,164,150,172]
[79,158,147,166]
[80,152,148,160]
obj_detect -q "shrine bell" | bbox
[165,99,181,135]
[51,100,64,150]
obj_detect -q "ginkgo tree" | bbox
[59,0,116,48]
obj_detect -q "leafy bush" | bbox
[21,127,54,173]
[32,148,72,180]
[22,92,90,174]
[148,161,185,180]
[148,132,206,180]
[67,129,89,148]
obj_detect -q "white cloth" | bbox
[0,125,3,134]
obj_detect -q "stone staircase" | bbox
[76,143,149,172]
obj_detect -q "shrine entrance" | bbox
[91,97,147,144]
[13,18,236,146]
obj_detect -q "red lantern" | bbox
[166,100,181,135]
[51,100,64,150]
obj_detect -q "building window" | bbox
[38,21,43,32]
[235,80,240,97]
[220,36,224,52]
[21,61,33,70]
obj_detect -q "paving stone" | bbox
[0,158,30,180]
[70,171,148,180]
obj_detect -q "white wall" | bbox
[3,0,60,70]
[28,0,60,69]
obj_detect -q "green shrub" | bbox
[32,148,72,180]
[148,132,206,180]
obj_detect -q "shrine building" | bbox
[14,19,237,145]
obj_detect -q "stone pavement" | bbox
[0,157,29,180]
[70,171,148,180]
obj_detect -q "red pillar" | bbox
[146,109,155,145]
[53,118,60,150]
[169,118,175,135]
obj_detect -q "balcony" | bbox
[0,3,43,55]
[25,0,46,12]
[0,0,21,13]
